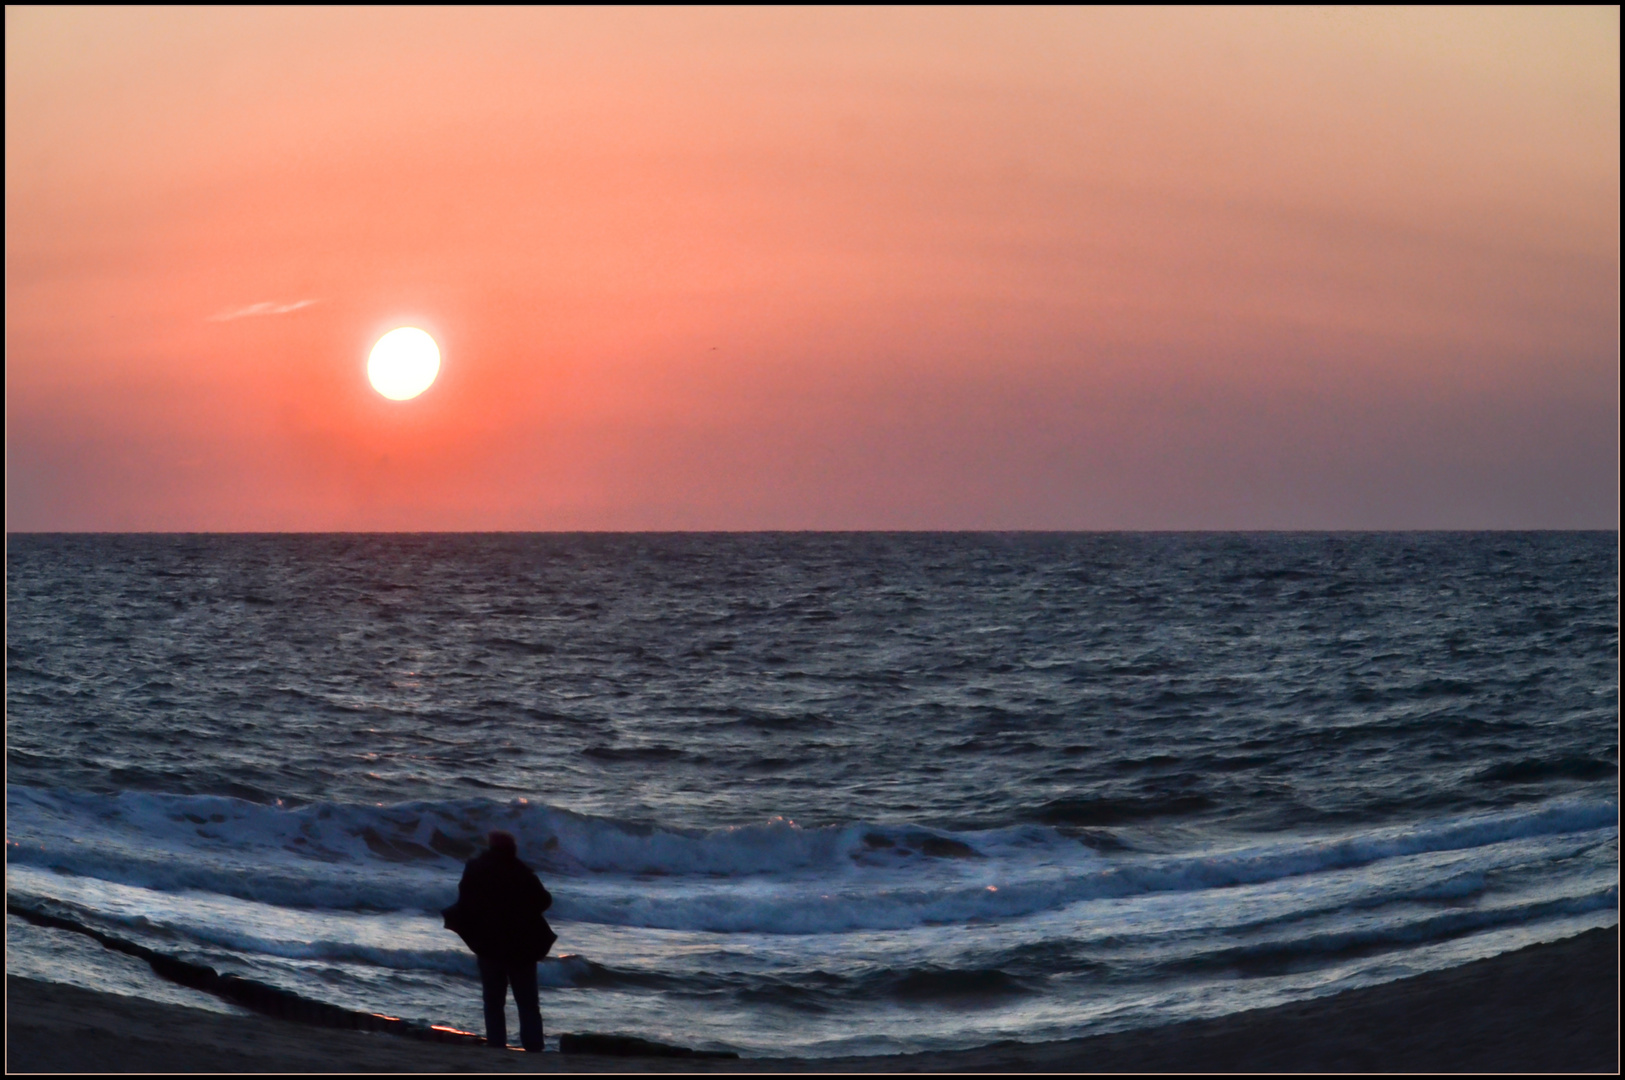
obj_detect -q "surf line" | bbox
[6,900,740,1058]
[6,900,484,1044]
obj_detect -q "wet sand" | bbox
[7,926,1617,1073]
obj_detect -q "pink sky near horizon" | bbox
[6,6,1618,531]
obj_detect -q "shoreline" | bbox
[7,925,1618,1073]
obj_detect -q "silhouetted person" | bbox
[442,830,556,1051]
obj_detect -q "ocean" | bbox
[5,532,1618,1057]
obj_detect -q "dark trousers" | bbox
[477,954,544,1051]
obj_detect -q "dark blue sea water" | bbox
[5,533,1618,1056]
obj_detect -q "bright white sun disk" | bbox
[368,327,440,400]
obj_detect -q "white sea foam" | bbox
[6,786,1616,935]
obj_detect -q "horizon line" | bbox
[5,528,1618,537]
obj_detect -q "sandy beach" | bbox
[7,925,1616,1073]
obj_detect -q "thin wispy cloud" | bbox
[207,299,320,321]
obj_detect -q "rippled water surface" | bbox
[6,533,1618,1055]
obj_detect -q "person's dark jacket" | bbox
[442,848,556,962]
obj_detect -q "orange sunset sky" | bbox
[5,6,1618,531]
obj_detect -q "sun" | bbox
[367,327,440,400]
